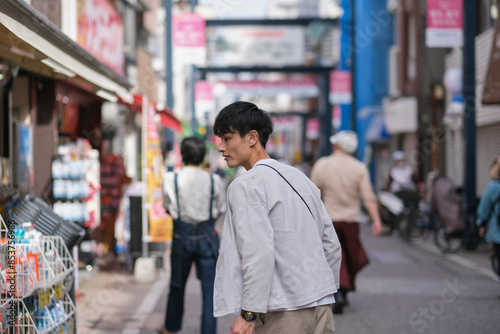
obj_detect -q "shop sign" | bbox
[425,0,463,48]
[218,79,319,97]
[195,81,215,125]
[382,97,418,134]
[77,0,124,75]
[329,71,352,105]
[306,119,320,140]
[173,13,206,65]
[213,26,305,66]
[146,104,172,242]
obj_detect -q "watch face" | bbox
[242,311,257,321]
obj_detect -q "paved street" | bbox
[76,223,500,334]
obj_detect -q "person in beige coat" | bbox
[310,130,383,314]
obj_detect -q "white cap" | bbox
[392,150,405,161]
[330,131,358,154]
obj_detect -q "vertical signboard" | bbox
[194,81,215,125]
[173,13,206,65]
[77,0,124,75]
[145,104,172,242]
[425,0,463,48]
[329,70,352,105]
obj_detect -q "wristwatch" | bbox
[240,310,258,322]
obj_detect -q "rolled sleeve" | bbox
[359,167,377,205]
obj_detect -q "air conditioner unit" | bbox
[387,0,399,14]
[388,45,400,98]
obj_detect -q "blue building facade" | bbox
[338,0,393,167]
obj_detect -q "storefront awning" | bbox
[0,0,132,102]
[365,113,390,143]
[119,94,183,132]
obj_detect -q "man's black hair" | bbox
[181,136,206,166]
[213,101,274,148]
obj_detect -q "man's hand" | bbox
[371,219,383,236]
[230,315,256,334]
[479,226,486,238]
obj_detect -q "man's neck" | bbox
[246,151,271,170]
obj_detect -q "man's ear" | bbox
[248,130,260,147]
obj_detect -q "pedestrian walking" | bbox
[385,150,418,193]
[160,137,227,334]
[310,130,383,314]
[476,156,500,281]
[213,101,341,334]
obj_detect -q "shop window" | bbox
[36,79,55,125]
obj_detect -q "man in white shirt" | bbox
[213,101,341,334]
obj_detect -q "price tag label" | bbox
[54,282,64,300]
[38,289,50,309]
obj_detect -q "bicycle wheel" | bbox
[433,226,464,253]
[398,210,427,243]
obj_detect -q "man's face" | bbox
[218,131,253,170]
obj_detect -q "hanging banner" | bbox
[146,103,172,242]
[425,0,463,48]
[173,13,206,65]
[77,0,124,75]
[329,70,352,105]
[195,81,215,126]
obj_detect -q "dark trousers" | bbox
[332,221,369,291]
[494,243,500,277]
[164,220,219,334]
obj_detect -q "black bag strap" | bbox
[174,172,214,221]
[258,164,314,219]
[174,173,181,220]
[209,173,214,221]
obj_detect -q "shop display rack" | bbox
[0,215,77,333]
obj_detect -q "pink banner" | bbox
[173,14,206,48]
[195,81,213,101]
[329,71,352,105]
[77,0,124,75]
[427,0,463,29]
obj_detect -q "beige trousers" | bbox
[255,305,335,334]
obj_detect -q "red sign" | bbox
[329,71,352,105]
[426,0,463,47]
[173,14,206,48]
[195,81,213,101]
[427,0,462,29]
[77,0,124,75]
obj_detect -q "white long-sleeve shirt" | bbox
[213,159,341,316]
[163,167,226,223]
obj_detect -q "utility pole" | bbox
[462,0,477,250]
[165,0,173,109]
[350,0,356,134]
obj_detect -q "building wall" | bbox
[137,48,158,101]
[339,0,393,163]
[32,0,61,28]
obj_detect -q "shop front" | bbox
[0,1,133,331]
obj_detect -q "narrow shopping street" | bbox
[76,222,500,334]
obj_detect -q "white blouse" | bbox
[163,166,226,223]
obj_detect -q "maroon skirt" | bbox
[332,221,369,291]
